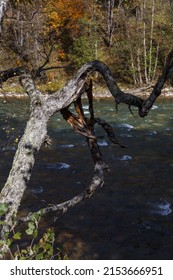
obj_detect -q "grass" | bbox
[37,79,67,93]
[0,77,68,96]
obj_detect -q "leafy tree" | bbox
[70,35,96,67]
[44,0,85,57]
[45,0,85,32]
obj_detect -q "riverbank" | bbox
[92,85,173,99]
[1,84,173,99]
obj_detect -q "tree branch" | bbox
[139,49,173,117]
[0,67,25,83]
[17,162,104,224]
[95,118,127,148]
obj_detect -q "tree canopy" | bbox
[1,0,173,85]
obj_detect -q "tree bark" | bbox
[143,0,149,84]
[0,0,8,32]
[107,0,115,47]
[148,0,155,82]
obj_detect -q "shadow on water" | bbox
[1,98,173,259]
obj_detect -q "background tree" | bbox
[1,0,173,85]
[0,0,9,32]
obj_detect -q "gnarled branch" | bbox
[1,51,173,257]
[17,162,104,224]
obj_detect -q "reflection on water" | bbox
[148,200,172,216]
[1,97,173,259]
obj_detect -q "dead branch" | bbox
[95,118,127,148]
[17,162,104,224]
[0,66,25,83]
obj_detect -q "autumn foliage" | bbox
[46,0,85,34]
[1,0,173,85]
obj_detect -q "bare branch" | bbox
[95,118,127,148]
[37,43,54,71]
[0,67,25,83]
[45,60,145,115]
[39,65,68,72]
[17,162,104,224]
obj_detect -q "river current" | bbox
[0,97,173,259]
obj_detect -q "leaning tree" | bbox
[1,0,173,259]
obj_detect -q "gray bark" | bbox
[148,0,155,82]
[143,0,149,84]
[107,0,115,47]
[0,0,8,32]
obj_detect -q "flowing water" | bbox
[1,97,173,259]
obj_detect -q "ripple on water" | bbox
[118,123,134,131]
[146,131,157,136]
[148,200,172,216]
[1,146,16,152]
[46,162,71,170]
[60,144,74,148]
[151,105,158,110]
[98,140,108,147]
[83,110,89,115]
[82,105,89,110]
[118,155,132,161]
[31,186,44,194]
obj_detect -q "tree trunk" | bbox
[107,0,115,47]
[143,0,149,84]
[152,44,159,82]
[0,0,8,32]
[0,115,48,224]
[148,0,155,82]
[137,48,143,85]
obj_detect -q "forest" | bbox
[1,0,173,261]
[1,0,173,89]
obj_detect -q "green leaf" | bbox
[25,228,34,235]
[30,212,41,222]
[63,254,68,260]
[13,232,22,240]
[28,222,35,230]
[36,253,44,260]
[0,203,8,216]
[21,249,28,255]
[33,229,38,239]
[7,238,12,247]
[0,240,4,246]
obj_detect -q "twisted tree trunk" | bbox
[0,54,173,257]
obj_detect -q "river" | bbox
[0,97,173,259]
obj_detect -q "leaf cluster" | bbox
[0,211,67,260]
